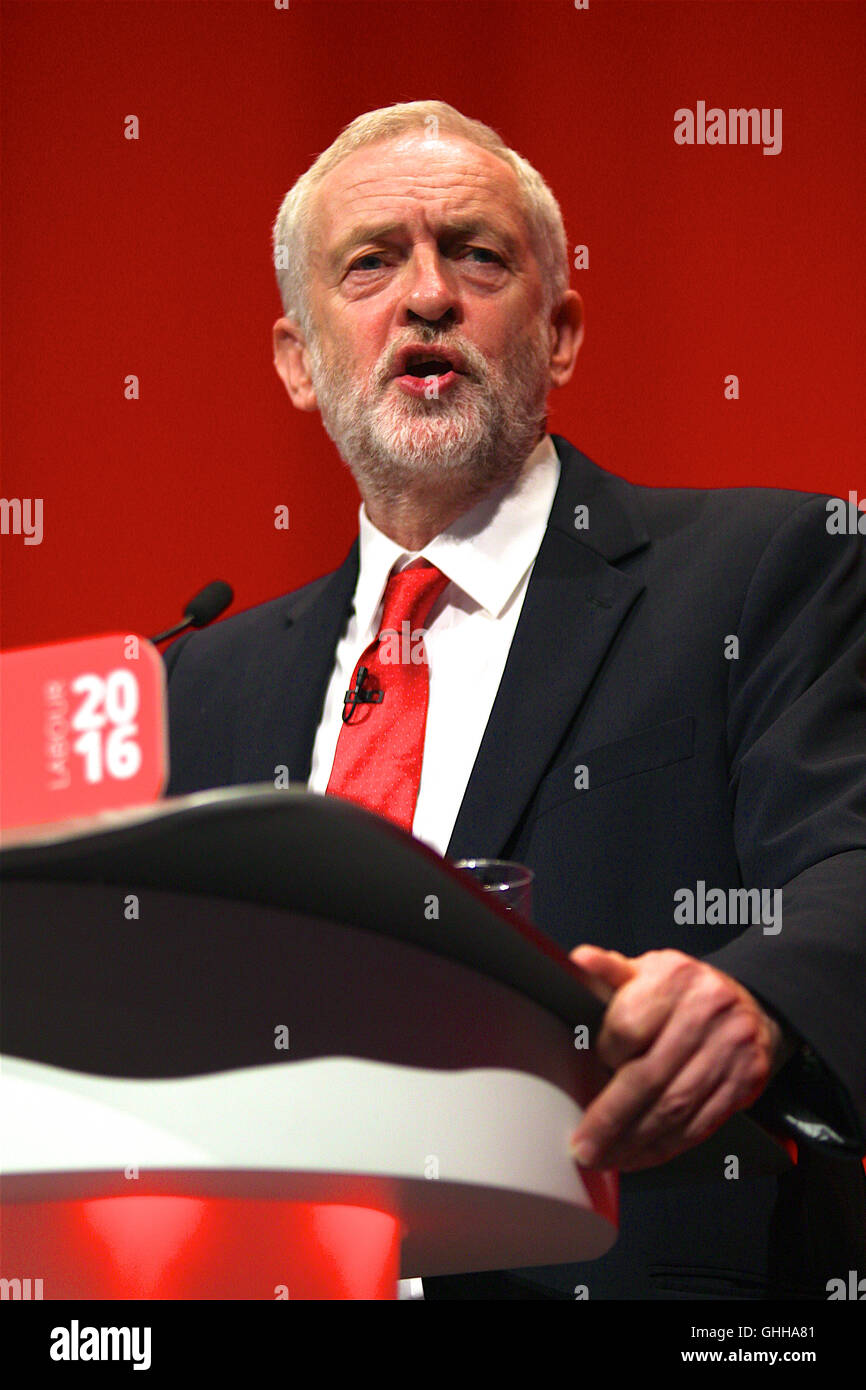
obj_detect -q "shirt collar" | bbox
[353,433,560,634]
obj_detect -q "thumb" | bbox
[569,944,636,1001]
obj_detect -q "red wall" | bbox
[2,0,863,648]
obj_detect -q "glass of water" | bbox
[453,858,534,918]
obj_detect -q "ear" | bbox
[548,289,584,390]
[273,316,318,412]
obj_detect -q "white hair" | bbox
[272,100,569,337]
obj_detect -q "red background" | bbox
[2,0,864,648]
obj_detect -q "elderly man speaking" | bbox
[165,101,866,1300]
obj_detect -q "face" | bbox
[274,131,582,506]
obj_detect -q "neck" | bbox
[360,433,546,550]
[363,486,482,551]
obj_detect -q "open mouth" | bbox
[392,344,467,378]
[390,344,470,397]
[403,358,458,378]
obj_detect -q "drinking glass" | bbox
[453,858,534,917]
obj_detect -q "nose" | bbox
[398,245,458,328]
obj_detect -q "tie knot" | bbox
[379,562,450,636]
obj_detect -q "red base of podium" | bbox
[1,1197,402,1300]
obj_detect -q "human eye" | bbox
[347,251,387,273]
[462,245,504,265]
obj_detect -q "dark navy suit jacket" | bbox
[165,435,866,1299]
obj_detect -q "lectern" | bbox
[0,786,791,1299]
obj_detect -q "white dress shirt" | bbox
[307,434,561,857]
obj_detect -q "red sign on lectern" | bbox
[0,634,168,831]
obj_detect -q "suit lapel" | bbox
[238,540,358,786]
[446,437,649,860]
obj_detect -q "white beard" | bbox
[307,320,552,507]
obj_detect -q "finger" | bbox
[614,1074,745,1174]
[569,1056,662,1168]
[569,944,635,981]
[594,953,733,1071]
[598,1040,738,1171]
[593,977,676,1070]
[570,993,729,1165]
[569,945,636,1000]
[675,1074,752,1155]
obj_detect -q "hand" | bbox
[567,945,793,1172]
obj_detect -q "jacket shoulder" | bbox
[162,566,342,677]
[552,435,835,556]
[553,430,828,544]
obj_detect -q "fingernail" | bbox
[569,1138,596,1166]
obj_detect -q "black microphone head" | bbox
[183,580,234,628]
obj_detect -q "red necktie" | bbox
[326,562,450,831]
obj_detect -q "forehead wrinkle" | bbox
[314,141,523,225]
[324,179,517,227]
[316,176,526,271]
[331,135,517,187]
[337,161,511,191]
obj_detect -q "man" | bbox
[165,101,866,1299]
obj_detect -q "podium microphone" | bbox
[149,581,234,644]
